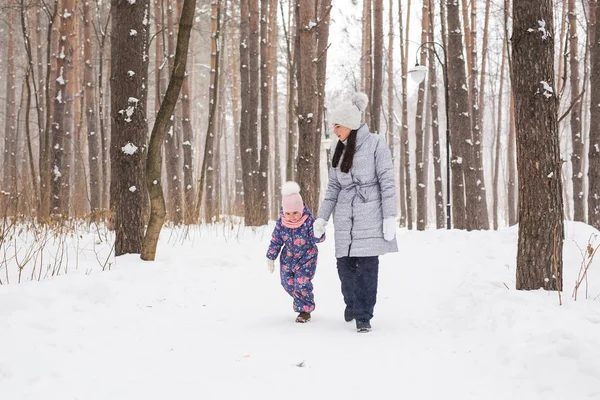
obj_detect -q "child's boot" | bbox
[296,312,311,323]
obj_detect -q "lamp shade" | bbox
[408,64,428,84]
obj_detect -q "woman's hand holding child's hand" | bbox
[267,259,275,273]
[313,218,327,238]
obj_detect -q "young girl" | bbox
[266,181,325,323]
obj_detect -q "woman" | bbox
[314,92,398,333]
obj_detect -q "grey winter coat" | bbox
[318,124,399,258]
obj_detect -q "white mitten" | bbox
[383,216,396,241]
[267,259,275,273]
[313,218,327,238]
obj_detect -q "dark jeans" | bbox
[336,256,379,321]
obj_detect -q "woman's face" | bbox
[284,211,302,222]
[334,124,351,142]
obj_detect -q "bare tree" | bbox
[493,39,507,230]
[399,0,412,229]
[95,1,111,212]
[427,0,445,228]
[83,0,101,217]
[361,0,372,127]
[386,0,395,158]
[39,0,58,220]
[180,8,195,224]
[50,1,77,216]
[295,0,322,212]
[198,0,222,222]
[19,0,40,211]
[588,0,600,229]
[504,0,517,226]
[445,0,470,229]
[142,0,196,260]
[229,2,244,215]
[165,0,183,224]
[512,0,564,290]
[258,0,270,220]
[3,1,17,214]
[110,0,150,255]
[371,0,383,134]
[269,0,282,219]
[569,0,585,221]
[469,0,489,229]
[415,0,430,230]
[284,0,298,182]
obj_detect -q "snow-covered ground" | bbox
[1,221,600,399]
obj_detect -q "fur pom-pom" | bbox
[351,92,369,113]
[281,181,301,196]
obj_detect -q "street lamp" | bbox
[408,41,451,230]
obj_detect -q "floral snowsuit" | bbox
[266,205,325,313]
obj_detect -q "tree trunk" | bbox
[512,0,564,291]
[508,90,517,225]
[270,0,281,219]
[315,0,332,215]
[97,3,110,213]
[469,0,489,229]
[493,39,506,230]
[72,26,85,217]
[415,0,430,230]
[558,0,569,95]
[427,0,445,229]
[142,0,196,260]
[478,0,491,112]
[569,0,585,221]
[362,0,372,127]
[239,0,262,226]
[83,0,101,218]
[229,4,244,215]
[3,2,17,214]
[258,0,270,220]
[164,0,183,224]
[446,0,470,229]
[19,4,40,213]
[285,0,297,182]
[50,2,76,216]
[295,0,321,212]
[198,1,221,223]
[387,0,395,160]
[505,0,517,226]
[371,0,383,134]
[588,0,600,229]
[39,2,58,220]
[181,35,195,224]
[399,0,411,229]
[110,0,150,256]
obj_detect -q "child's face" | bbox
[284,211,302,222]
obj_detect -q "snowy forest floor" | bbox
[1,221,600,399]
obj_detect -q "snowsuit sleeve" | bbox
[318,166,342,222]
[266,219,284,260]
[375,136,397,218]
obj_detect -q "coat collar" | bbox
[355,124,371,150]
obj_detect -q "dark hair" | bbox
[332,129,358,173]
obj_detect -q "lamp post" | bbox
[408,41,451,230]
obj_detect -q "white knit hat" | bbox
[329,92,369,130]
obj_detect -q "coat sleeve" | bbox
[266,219,284,260]
[318,167,342,222]
[375,136,397,218]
